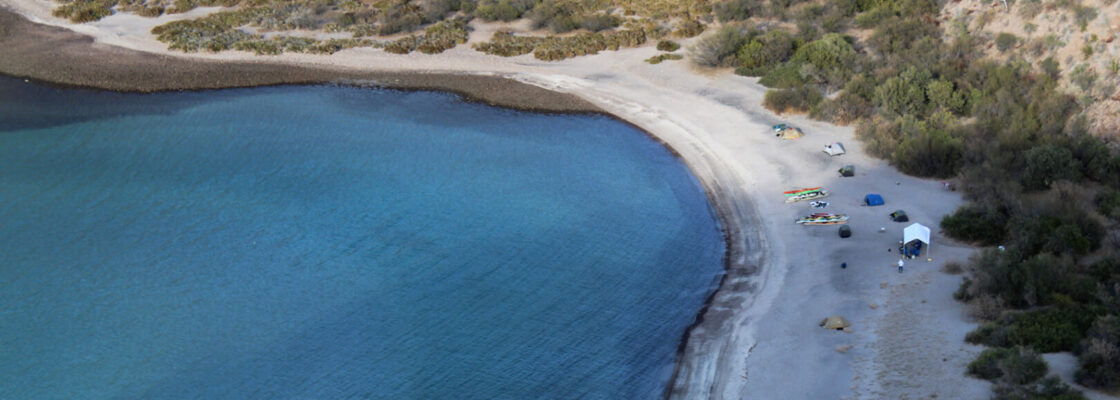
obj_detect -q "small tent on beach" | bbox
[823,142,846,156]
[819,316,851,330]
[839,165,855,177]
[864,194,884,206]
[890,210,909,222]
[776,127,803,139]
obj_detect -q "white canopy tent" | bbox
[904,223,931,255]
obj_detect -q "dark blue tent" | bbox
[864,194,884,206]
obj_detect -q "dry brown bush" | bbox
[942,260,965,274]
[967,294,1007,321]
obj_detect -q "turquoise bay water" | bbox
[0,77,724,399]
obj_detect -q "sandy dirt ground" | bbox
[0,2,1007,398]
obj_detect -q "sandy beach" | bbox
[0,2,998,398]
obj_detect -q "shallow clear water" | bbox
[0,77,724,399]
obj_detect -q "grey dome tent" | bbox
[839,165,855,177]
[890,210,909,222]
[823,142,846,156]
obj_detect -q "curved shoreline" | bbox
[0,9,599,113]
[0,7,762,399]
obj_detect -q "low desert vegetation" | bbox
[473,29,645,60]
[656,39,680,52]
[685,0,1120,396]
[645,52,682,64]
[55,0,706,57]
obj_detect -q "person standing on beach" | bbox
[898,259,904,273]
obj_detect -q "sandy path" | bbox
[0,2,995,398]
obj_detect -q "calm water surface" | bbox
[0,77,724,399]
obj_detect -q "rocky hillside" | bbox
[939,0,1120,139]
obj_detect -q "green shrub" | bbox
[135,5,165,17]
[422,0,462,21]
[993,376,1087,400]
[475,0,529,22]
[1022,145,1083,190]
[762,85,823,114]
[1011,252,1069,307]
[968,346,1048,385]
[842,73,875,101]
[758,63,807,88]
[714,0,754,22]
[819,10,847,33]
[1088,258,1120,282]
[736,30,796,76]
[854,5,895,29]
[808,91,871,124]
[969,347,1015,380]
[579,13,620,32]
[377,12,423,35]
[794,20,820,42]
[232,36,321,55]
[792,33,855,77]
[646,53,684,64]
[1000,347,1049,385]
[967,322,1011,347]
[1071,136,1119,186]
[1018,0,1044,20]
[890,125,962,178]
[691,25,748,67]
[526,0,576,33]
[1070,64,1098,92]
[1008,208,1103,257]
[854,116,901,158]
[384,36,420,54]
[657,40,680,52]
[792,3,824,25]
[475,29,646,60]
[673,19,706,38]
[968,307,1101,353]
[995,32,1018,53]
[1097,189,1120,218]
[759,30,796,61]
[736,40,768,72]
[473,31,545,57]
[868,16,938,55]
[959,248,1081,309]
[151,10,260,52]
[874,67,931,117]
[1073,6,1098,31]
[941,204,1008,245]
[53,0,117,22]
[417,19,470,54]
[925,79,967,114]
[1076,315,1120,389]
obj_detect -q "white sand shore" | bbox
[1,2,996,397]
